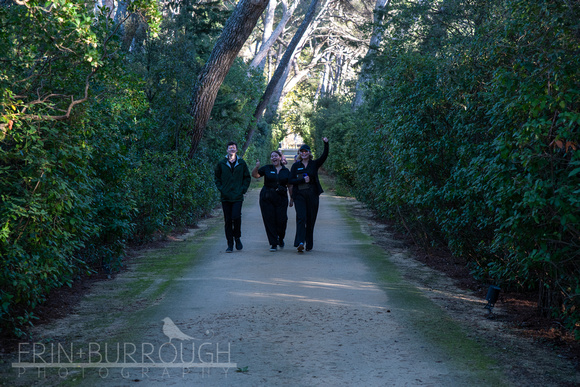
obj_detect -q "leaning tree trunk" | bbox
[187,0,269,158]
[262,2,329,123]
[352,0,390,109]
[242,0,322,155]
[263,58,293,123]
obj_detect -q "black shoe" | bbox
[278,239,285,249]
[270,245,277,252]
[235,238,243,250]
[306,248,312,252]
[297,243,304,252]
[226,244,233,253]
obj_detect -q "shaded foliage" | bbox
[0,0,268,337]
[313,0,580,337]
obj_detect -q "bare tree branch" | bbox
[249,0,301,69]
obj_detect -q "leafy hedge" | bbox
[314,0,580,336]
[0,1,267,337]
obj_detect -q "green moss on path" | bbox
[336,198,508,386]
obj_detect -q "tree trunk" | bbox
[255,0,279,71]
[242,0,321,155]
[352,0,391,109]
[264,57,293,123]
[335,54,344,94]
[249,0,301,70]
[321,52,331,96]
[262,1,330,121]
[263,15,314,122]
[114,0,128,23]
[187,0,269,158]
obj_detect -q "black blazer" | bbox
[289,141,329,197]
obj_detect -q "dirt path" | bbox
[3,188,578,386]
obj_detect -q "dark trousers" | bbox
[259,188,288,246]
[293,189,319,250]
[221,201,242,244]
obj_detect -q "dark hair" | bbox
[226,141,237,149]
[271,150,282,158]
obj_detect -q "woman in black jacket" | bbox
[252,150,291,252]
[289,137,329,252]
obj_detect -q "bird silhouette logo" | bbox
[162,317,196,342]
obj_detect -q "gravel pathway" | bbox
[8,189,508,386]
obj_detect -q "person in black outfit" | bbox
[289,137,329,252]
[252,150,291,252]
[214,141,251,253]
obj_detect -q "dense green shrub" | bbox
[310,96,359,188]
[312,0,580,336]
[0,0,260,337]
[0,118,98,336]
[128,150,217,243]
[477,1,580,327]
[0,0,133,336]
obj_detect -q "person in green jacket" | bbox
[214,141,251,253]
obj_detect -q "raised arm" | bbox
[251,159,262,179]
[315,138,329,167]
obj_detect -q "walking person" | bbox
[289,138,329,252]
[252,151,291,252]
[214,141,251,253]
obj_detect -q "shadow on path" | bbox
[5,188,515,386]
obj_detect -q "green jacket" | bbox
[214,156,251,202]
